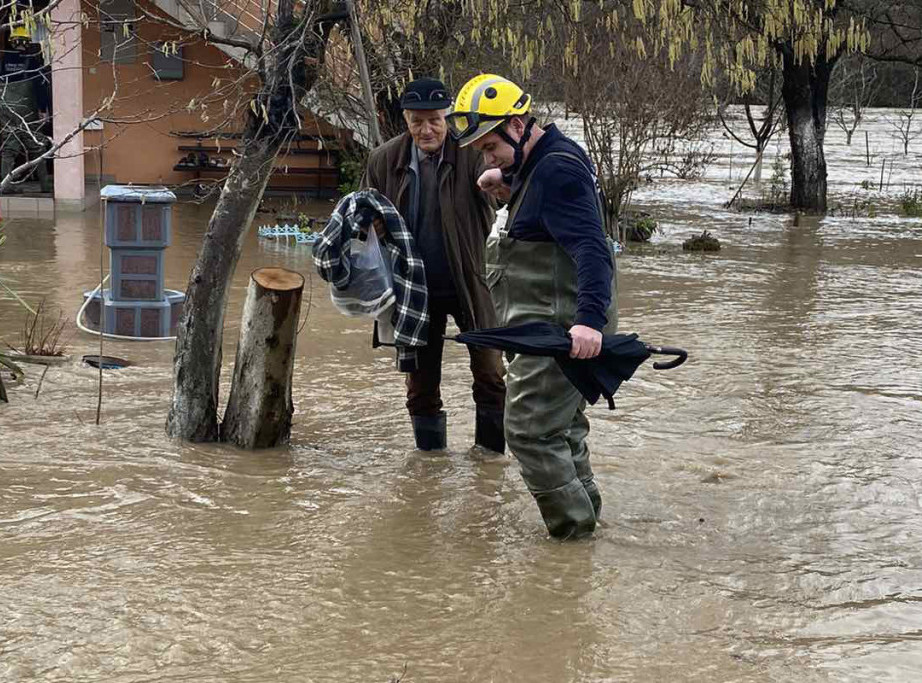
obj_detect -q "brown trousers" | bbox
[405,297,506,417]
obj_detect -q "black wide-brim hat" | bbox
[399,77,452,110]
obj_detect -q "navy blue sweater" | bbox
[507,124,613,331]
[0,49,50,111]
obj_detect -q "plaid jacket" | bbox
[314,189,429,372]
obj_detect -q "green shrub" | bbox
[683,230,721,252]
[622,213,658,242]
[900,188,922,217]
[764,154,789,206]
[337,155,366,196]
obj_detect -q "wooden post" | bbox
[345,0,382,148]
[728,140,733,181]
[220,267,305,449]
[865,131,870,167]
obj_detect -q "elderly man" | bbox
[361,77,506,454]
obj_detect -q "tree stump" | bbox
[220,267,305,448]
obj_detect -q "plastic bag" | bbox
[490,206,509,237]
[331,226,395,317]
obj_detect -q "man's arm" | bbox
[473,153,499,207]
[477,167,511,204]
[538,159,613,358]
[470,152,499,238]
[357,152,387,239]
[359,163,376,191]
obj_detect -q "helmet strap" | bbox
[498,116,536,180]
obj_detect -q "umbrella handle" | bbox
[646,345,688,370]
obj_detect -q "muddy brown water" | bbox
[2,195,922,682]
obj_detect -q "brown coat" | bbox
[361,132,497,331]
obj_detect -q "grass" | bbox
[4,298,71,357]
[828,194,878,218]
[899,188,922,217]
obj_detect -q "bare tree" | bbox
[5,0,350,443]
[4,0,428,441]
[459,0,922,214]
[887,67,922,154]
[563,12,714,231]
[307,0,477,157]
[165,0,348,442]
[717,67,786,182]
[828,54,880,145]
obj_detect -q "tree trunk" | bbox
[782,50,835,214]
[166,140,283,441]
[221,267,304,448]
[166,0,339,442]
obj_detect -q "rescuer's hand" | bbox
[568,325,602,359]
[477,169,511,202]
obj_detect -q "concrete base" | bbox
[0,196,55,218]
[54,197,87,212]
[0,182,107,215]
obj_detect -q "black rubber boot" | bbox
[411,411,447,451]
[583,480,602,519]
[533,479,597,540]
[474,407,505,454]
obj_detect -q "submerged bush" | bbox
[899,188,922,217]
[631,216,658,241]
[683,230,721,252]
[619,211,658,242]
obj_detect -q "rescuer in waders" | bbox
[447,74,617,539]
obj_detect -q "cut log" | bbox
[220,267,305,449]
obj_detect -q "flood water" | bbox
[2,112,922,682]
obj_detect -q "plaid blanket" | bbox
[314,189,429,372]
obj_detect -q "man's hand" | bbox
[477,168,511,202]
[568,325,602,359]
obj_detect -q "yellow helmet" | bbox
[447,74,531,147]
[9,26,30,42]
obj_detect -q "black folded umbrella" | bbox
[448,322,687,409]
